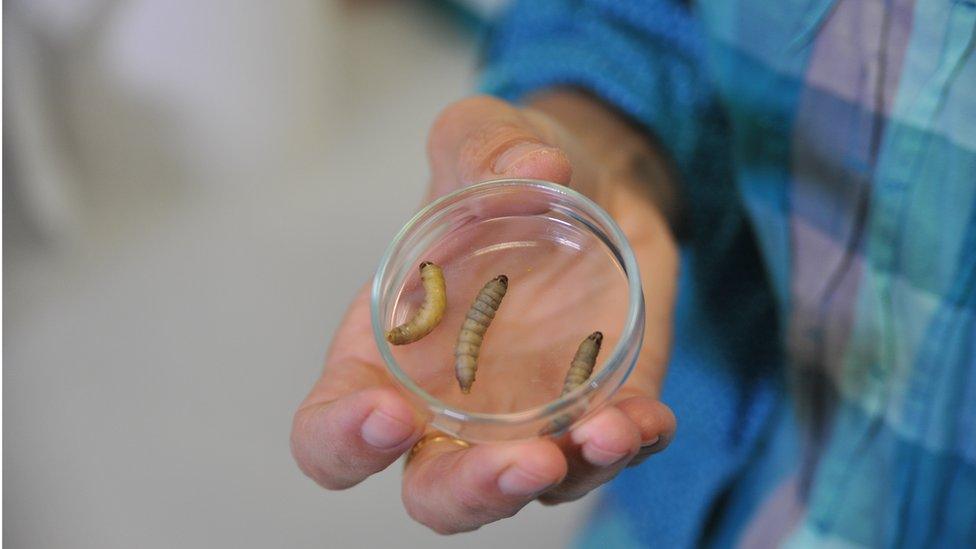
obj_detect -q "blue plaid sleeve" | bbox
[480,0,712,167]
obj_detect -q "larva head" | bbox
[495,274,508,287]
[590,331,603,344]
[419,261,433,270]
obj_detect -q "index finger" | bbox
[291,287,426,490]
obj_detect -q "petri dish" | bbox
[371,179,644,442]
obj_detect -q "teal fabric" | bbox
[481,0,976,547]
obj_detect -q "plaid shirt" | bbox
[482,0,976,546]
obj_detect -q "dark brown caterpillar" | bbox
[561,331,603,395]
[455,274,508,394]
[541,331,604,436]
[386,261,446,345]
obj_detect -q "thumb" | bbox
[427,96,573,199]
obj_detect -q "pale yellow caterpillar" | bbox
[385,261,446,345]
[561,331,603,395]
[542,331,604,436]
[455,274,508,394]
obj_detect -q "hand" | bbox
[291,93,679,534]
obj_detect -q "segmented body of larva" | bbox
[561,331,603,395]
[540,331,605,437]
[385,261,446,345]
[454,274,508,394]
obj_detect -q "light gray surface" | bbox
[4,2,591,547]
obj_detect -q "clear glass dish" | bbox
[371,179,644,442]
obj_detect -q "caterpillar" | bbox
[455,274,508,394]
[541,331,604,436]
[385,261,446,345]
[561,331,603,395]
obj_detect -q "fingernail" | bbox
[361,409,414,449]
[642,435,668,455]
[642,436,661,448]
[492,142,554,174]
[497,465,557,497]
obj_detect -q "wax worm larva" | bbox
[561,331,603,395]
[385,261,446,345]
[455,274,508,394]
[541,331,604,437]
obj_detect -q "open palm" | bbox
[292,94,678,534]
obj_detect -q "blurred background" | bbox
[3,0,591,547]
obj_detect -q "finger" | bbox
[538,405,641,505]
[427,95,573,198]
[402,439,567,534]
[291,381,424,490]
[615,394,677,467]
[591,185,679,466]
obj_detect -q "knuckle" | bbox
[460,118,531,154]
[329,444,361,474]
[298,453,358,490]
[454,486,491,517]
[456,122,537,182]
[313,471,356,491]
[429,96,540,184]
[428,96,508,153]
[310,446,365,490]
[402,494,459,535]
[290,421,366,491]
